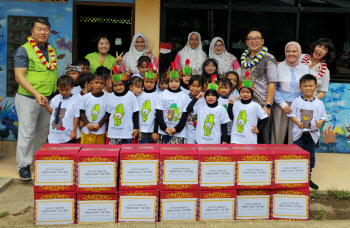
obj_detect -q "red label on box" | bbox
[119,148,159,190]
[118,190,159,222]
[77,193,118,224]
[77,149,119,193]
[34,148,79,192]
[235,149,273,189]
[236,190,271,220]
[160,191,199,221]
[272,189,310,220]
[198,150,236,190]
[160,149,199,191]
[34,192,76,225]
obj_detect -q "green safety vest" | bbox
[17,42,58,97]
[85,52,116,74]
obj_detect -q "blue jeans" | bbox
[294,134,316,168]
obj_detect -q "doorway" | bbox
[73,1,135,61]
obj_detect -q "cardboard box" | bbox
[77,193,118,224]
[121,144,159,149]
[41,143,82,149]
[272,149,310,189]
[160,191,199,222]
[160,149,199,191]
[199,190,236,221]
[198,149,236,190]
[34,148,80,192]
[235,149,273,189]
[159,144,196,149]
[266,144,301,150]
[236,190,271,220]
[82,144,121,150]
[230,144,267,149]
[272,189,310,220]
[34,192,76,225]
[119,148,159,190]
[118,190,159,222]
[195,144,231,149]
[77,149,119,193]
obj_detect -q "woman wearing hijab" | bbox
[122,32,157,74]
[174,31,207,75]
[209,37,241,77]
[271,41,310,144]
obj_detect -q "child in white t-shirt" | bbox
[180,59,192,95]
[225,71,239,98]
[228,72,269,144]
[129,76,143,96]
[66,64,82,95]
[80,72,109,144]
[138,64,160,143]
[46,76,80,143]
[218,77,233,143]
[107,66,140,144]
[156,63,189,144]
[287,74,327,190]
[187,75,230,144]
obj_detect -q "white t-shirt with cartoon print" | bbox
[107,91,139,139]
[218,96,233,135]
[156,89,189,138]
[194,102,230,144]
[48,94,80,143]
[184,96,205,144]
[230,100,268,144]
[75,93,83,139]
[287,96,327,143]
[137,90,160,133]
[81,92,108,135]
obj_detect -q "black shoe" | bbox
[309,180,319,190]
[19,166,31,180]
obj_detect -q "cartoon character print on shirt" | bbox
[237,110,247,133]
[52,108,66,131]
[203,114,215,137]
[91,104,100,121]
[223,104,228,111]
[168,103,180,122]
[141,100,151,122]
[187,113,197,128]
[300,109,314,129]
[114,104,125,126]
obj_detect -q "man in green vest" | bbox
[14,18,58,180]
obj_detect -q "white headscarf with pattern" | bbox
[209,37,237,75]
[123,32,149,74]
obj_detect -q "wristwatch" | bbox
[264,103,272,109]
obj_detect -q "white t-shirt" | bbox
[194,102,230,144]
[81,92,108,135]
[287,96,327,143]
[230,100,268,144]
[75,93,83,139]
[184,96,205,144]
[137,90,159,133]
[71,86,82,96]
[48,94,80,143]
[156,89,189,138]
[180,86,190,95]
[218,96,232,135]
[107,91,139,139]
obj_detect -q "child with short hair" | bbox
[95,66,112,94]
[138,63,160,143]
[73,58,90,74]
[156,63,189,144]
[46,76,80,143]
[201,58,219,86]
[287,74,327,190]
[187,75,230,144]
[66,64,82,95]
[228,72,269,144]
[185,75,204,143]
[129,76,143,96]
[132,56,152,78]
[180,59,192,95]
[218,77,233,143]
[158,72,168,91]
[80,72,109,144]
[226,71,239,97]
[107,66,140,144]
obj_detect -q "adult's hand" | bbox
[115,51,124,65]
[146,46,153,58]
[282,105,292,114]
[34,93,48,106]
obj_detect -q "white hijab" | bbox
[178,31,207,75]
[209,37,237,75]
[123,32,149,74]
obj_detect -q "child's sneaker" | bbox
[309,180,319,190]
[19,165,31,180]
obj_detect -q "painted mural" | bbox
[0,0,73,140]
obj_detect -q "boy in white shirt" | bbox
[287,74,327,190]
[66,64,82,95]
[46,76,80,143]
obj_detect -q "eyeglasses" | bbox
[247,37,262,42]
[214,44,224,48]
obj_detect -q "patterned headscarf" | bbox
[209,37,237,75]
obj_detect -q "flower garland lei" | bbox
[28,36,57,70]
[241,46,268,68]
[301,54,327,79]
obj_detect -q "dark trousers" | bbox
[294,134,316,168]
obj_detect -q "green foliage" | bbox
[0,211,8,218]
[327,189,350,200]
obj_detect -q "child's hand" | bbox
[152,133,159,142]
[126,68,132,79]
[297,121,303,129]
[86,123,94,131]
[79,120,84,128]
[282,105,292,114]
[251,126,259,134]
[222,142,228,144]
[228,93,235,105]
[315,120,324,128]
[93,123,100,131]
[168,128,177,135]
[196,92,205,99]
[165,128,173,135]
[115,51,124,65]
[70,132,77,140]
[132,129,140,138]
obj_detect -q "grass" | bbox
[0,211,8,218]
[318,210,327,221]
[310,189,350,200]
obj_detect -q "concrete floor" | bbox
[0,141,350,191]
